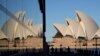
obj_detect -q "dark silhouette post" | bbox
[22,37,25,47]
[79,40,81,49]
[38,0,48,56]
[75,38,77,51]
[96,37,97,52]
[94,35,98,55]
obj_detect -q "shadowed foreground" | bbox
[0,47,100,56]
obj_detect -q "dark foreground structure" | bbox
[0,49,43,56]
[0,47,100,56]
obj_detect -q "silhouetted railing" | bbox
[0,48,43,56]
[49,47,100,56]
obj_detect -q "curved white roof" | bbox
[23,19,43,37]
[32,24,43,36]
[77,23,86,38]
[1,11,24,40]
[0,30,8,39]
[14,24,27,39]
[1,11,42,40]
[53,24,72,36]
[92,28,100,38]
[76,11,99,40]
[15,11,25,20]
[66,26,73,36]
[15,20,42,39]
[67,19,79,38]
[24,19,34,37]
[66,18,86,39]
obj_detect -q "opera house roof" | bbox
[0,11,42,41]
[53,11,99,40]
[0,30,8,39]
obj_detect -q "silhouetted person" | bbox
[67,46,71,56]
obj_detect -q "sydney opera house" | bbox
[0,10,100,50]
[50,11,100,49]
[0,11,43,49]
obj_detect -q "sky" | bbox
[46,0,100,41]
[0,0,100,41]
